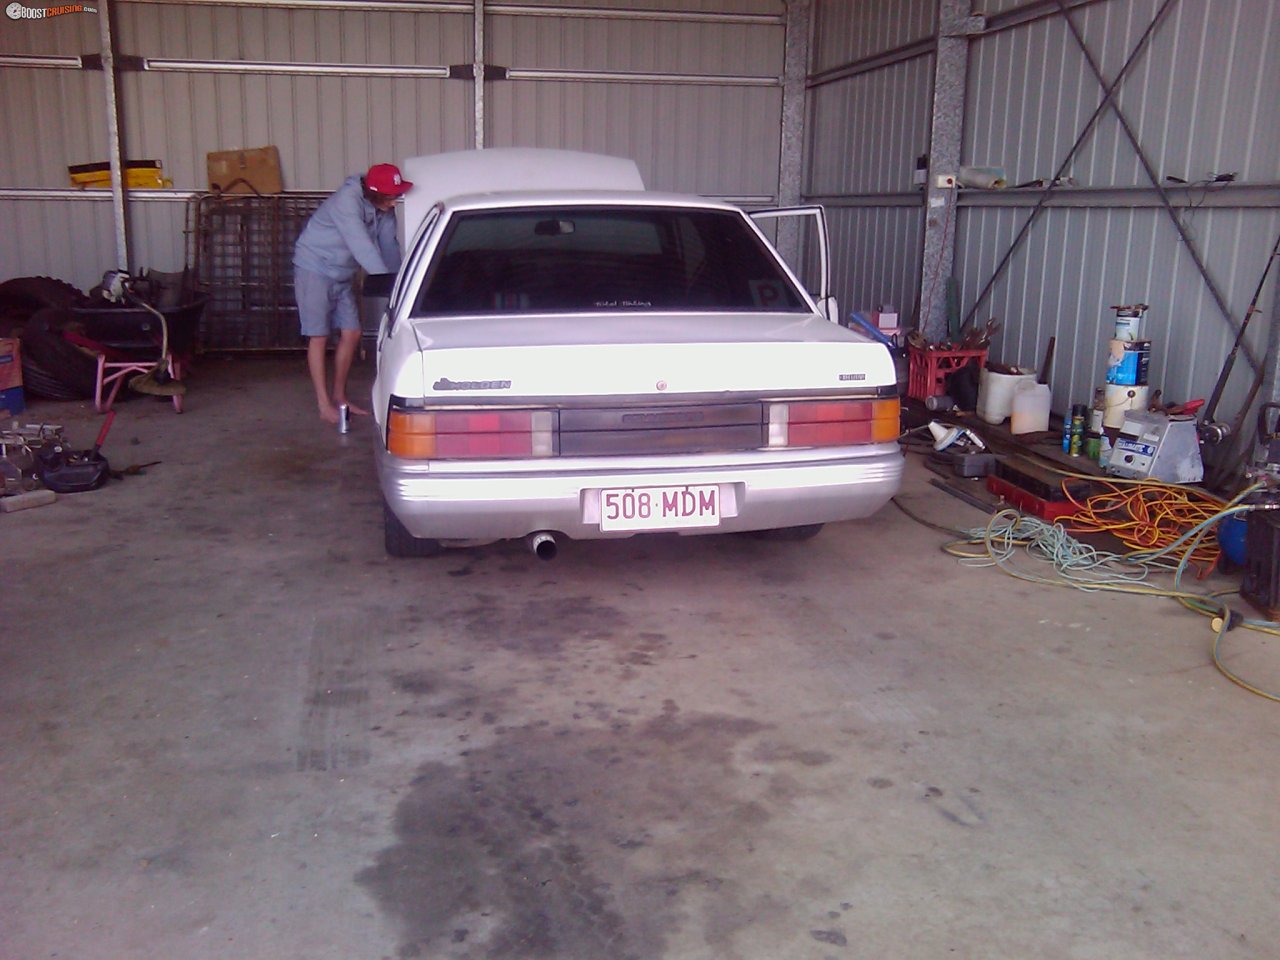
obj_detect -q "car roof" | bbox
[436,190,743,215]
[402,148,645,234]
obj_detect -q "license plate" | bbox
[598,484,720,532]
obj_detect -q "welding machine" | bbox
[1105,411,1204,484]
[1240,403,1280,618]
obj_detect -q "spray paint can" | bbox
[338,403,350,434]
[1069,404,1086,456]
[1085,388,1104,461]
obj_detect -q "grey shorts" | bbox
[295,266,360,337]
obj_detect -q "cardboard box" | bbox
[0,338,20,390]
[207,146,283,195]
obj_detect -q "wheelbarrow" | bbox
[66,294,208,414]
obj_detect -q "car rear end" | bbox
[373,192,904,552]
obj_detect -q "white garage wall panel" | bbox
[960,0,1280,416]
[806,0,934,320]
[811,0,934,71]
[0,16,108,285]
[114,3,474,190]
[1,2,473,290]
[486,80,783,198]
[807,56,932,197]
[485,7,786,197]
[2,1,791,293]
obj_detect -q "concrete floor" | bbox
[2,355,1277,960]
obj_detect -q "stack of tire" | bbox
[0,277,100,401]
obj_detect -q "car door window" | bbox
[749,206,837,322]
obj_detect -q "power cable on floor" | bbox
[918,504,1280,704]
[896,422,1280,699]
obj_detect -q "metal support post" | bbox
[775,0,811,264]
[473,0,485,148]
[919,0,970,342]
[97,0,131,270]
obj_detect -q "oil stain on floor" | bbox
[356,705,779,959]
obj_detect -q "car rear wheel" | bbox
[383,501,444,557]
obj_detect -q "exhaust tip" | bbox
[527,531,558,561]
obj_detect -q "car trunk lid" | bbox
[401,312,896,400]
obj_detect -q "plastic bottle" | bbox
[1010,382,1051,434]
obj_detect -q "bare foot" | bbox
[336,399,370,416]
[318,403,340,424]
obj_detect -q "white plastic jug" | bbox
[977,368,1036,424]
[1010,381,1052,434]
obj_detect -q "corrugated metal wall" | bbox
[1,1,788,295]
[805,0,935,321]
[961,0,1280,419]
[485,5,785,197]
[0,15,109,287]
[0,2,472,291]
[808,0,1279,424]
[6,0,1274,417]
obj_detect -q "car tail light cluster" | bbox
[767,397,900,448]
[388,408,555,459]
[388,396,899,460]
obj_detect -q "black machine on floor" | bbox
[36,443,110,493]
[35,412,115,494]
[1239,403,1280,618]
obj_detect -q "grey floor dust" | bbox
[2,356,1277,960]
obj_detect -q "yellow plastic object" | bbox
[68,160,172,189]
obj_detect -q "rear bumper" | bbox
[377,444,904,541]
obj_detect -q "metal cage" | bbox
[187,193,325,350]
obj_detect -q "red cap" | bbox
[365,163,413,197]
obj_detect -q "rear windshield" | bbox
[412,206,807,316]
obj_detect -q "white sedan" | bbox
[372,149,903,558]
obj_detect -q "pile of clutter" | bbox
[0,417,114,513]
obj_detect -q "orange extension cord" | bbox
[1059,479,1227,577]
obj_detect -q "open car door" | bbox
[750,205,838,325]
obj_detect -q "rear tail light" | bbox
[387,408,555,459]
[767,397,900,448]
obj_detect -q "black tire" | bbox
[384,502,444,557]
[20,357,84,401]
[751,523,825,542]
[20,307,99,400]
[0,276,86,335]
